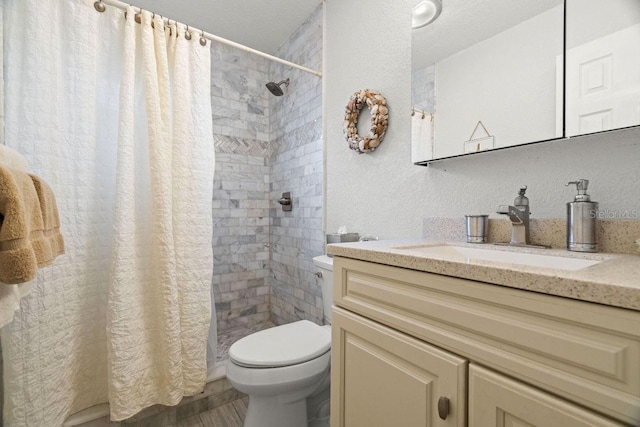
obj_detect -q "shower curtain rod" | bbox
[96,0,323,78]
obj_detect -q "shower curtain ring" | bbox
[93,0,106,12]
[185,25,192,40]
[199,30,207,46]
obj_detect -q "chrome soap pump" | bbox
[566,179,598,252]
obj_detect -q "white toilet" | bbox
[226,255,334,427]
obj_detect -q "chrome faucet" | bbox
[497,186,530,246]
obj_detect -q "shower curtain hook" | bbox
[93,0,106,12]
[199,30,207,46]
[185,25,192,40]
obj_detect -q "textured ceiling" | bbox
[128,0,321,55]
[412,0,564,70]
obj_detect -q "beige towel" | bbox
[0,167,62,284]
[30,174,64,258]
[0,145,32,328]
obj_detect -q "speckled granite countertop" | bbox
[327,238,640,312]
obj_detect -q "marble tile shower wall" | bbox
[210,42,272,332]
[268,6,324,325]
[210,5,323,331]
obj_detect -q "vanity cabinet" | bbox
[332,308,467,427]
[330,256,640,427]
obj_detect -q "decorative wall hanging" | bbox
[463,120,495,154]
[343,89,389,154]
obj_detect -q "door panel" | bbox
[566,23,640,136]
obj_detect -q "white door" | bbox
[565,23,640,136]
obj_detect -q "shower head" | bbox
[266,78,290,96]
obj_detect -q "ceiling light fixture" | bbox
[412,0,442,29]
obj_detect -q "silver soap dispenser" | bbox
[566,179,598,252]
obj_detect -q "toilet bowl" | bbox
[225,255,334,427]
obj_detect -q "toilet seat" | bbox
[229,320,331,368]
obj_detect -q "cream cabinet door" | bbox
[331,307,467,427]
[469,364,624,427]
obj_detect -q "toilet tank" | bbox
[312,255,334,325]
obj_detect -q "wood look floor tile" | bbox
[230,398,248,420]
[173,413,205,427]
[198,401,243,427]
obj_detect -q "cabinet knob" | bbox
[437,396,450,420]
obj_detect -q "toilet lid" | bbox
[229,320,331,368]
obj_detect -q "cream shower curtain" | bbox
[107,8,215,420]
[1,0,215,425]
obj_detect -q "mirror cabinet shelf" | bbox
[411,0,640,165]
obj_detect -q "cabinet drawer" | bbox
[334,257,640,425]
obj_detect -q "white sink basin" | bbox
[396,244,603,271]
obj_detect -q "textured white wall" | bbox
[324,0,640,240]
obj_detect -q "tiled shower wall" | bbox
[211,5,324,331]
[210,43,272,331]
[269,6,325,325]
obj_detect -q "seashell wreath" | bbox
[343,89,388,154]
